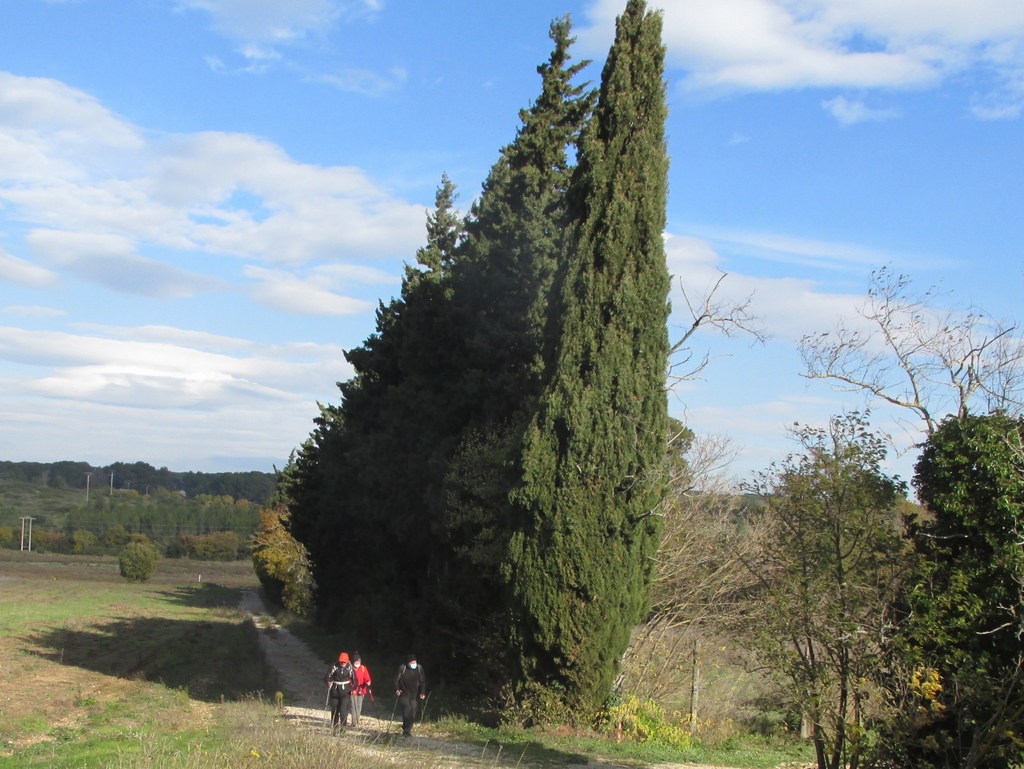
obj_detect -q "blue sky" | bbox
[0,0,1021,485]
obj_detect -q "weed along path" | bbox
[239,589,756,769]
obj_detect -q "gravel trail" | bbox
[238,589,778,769]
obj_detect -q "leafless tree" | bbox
[620,427,767,731]
[800,266,1024,436]
[670,270,767,383]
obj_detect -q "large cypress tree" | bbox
[505,0,670,716]
[432,16,595,692]
[287,176,464,652]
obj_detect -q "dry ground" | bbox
[240,589,759,769]
[0,552,780,769]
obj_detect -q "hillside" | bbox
[0,461,275,508]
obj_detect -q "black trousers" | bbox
[330,693,351,727]
[398,695,418,734]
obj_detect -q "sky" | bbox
[0,0,1022,487]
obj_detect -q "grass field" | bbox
[0,550,812,769]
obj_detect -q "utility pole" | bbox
[109,471,114,495]
[19,517,34,551]
[84,471,92,504]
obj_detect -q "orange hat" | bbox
[338,652,350,663]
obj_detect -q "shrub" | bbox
[118,541,160,582]
[604,695,693,748]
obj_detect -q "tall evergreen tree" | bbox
[505,0,670,716]
[433,16,594,692]
[287,176,464,651]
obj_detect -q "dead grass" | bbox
[0,551,266,760]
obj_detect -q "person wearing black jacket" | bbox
[394,654,426,736]
[325,651,355,731]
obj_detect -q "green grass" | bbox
[0,552,813,769]
[430,715,812,769]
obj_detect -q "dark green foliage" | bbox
[505,0,670,717]
[118,540,160,582]
[286,176,467,659]
[0,460,275,503]
[882,413,1024,769]
[61,489,259,553]
[288,18,596,690]
[286,2,671,716]
[431,16,595,691]
[743,413,908,769]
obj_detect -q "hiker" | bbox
[325,651,355,730]
[394,653,426,736]
[350,651,373,727]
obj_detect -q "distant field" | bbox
[0,552,275,767]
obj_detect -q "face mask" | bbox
[408,662,418,670]
[353,662,361,667]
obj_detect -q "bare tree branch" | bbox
[800,266,1024,436]
[670,270,767,382]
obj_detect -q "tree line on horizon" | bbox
[0,460,275,504]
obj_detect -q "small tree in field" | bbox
[119,541,160,582]
[742,413,908,769]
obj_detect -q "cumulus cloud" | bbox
[0,72,423,303]
[580,0,1024,113]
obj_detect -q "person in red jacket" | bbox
[349,651,373,726]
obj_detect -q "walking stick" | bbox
[388,693,400,734]
[323,687,331,730]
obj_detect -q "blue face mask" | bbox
[408,662,418,670]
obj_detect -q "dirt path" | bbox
[238,589,762,769]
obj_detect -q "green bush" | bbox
[118,541,160,582]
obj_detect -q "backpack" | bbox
[327,664,354,698]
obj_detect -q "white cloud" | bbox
[665,232,868,342]
[3,305,66,318]
[581,0,1024,112]
[0,72,143,161]
[822,95,899,124]
[0,324,351,410]
[0,248,60,288]
[73,323,258,351]
[677,225,950,272]
[27,230,225,298]
[244,265,376,316]
[314,66,408,96]
[175,0,343,44]
[0,73,423,306]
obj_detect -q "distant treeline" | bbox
[0,461,276,504]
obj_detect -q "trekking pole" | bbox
[420,692,432,729]
[388,694,400,734]
[323,687,331,730]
